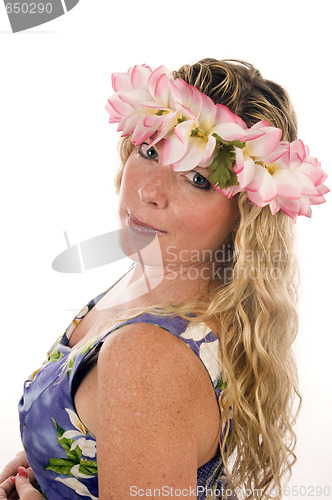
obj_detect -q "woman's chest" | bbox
[68,306,122,348]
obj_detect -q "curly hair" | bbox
[111,59,301,499]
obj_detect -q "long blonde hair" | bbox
[112,59,301,499]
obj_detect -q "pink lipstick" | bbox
[127,212,166,235]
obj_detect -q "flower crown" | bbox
[106,64,329,219]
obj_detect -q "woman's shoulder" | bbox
[97,315,223,398]
[97,321,221,469]
[97,321,220,421]
[99,321,211,386]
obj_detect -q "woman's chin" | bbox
[118,226,165,268]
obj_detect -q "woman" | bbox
[0,59,328,500]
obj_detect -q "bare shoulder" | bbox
[98,321,219,415]
[96,322,220,498]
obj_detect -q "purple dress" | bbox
[18,281,233,499]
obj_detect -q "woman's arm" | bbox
[96,323,220,500]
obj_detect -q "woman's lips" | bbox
[127,212,166,235]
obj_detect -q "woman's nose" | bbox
[138,169,169,208]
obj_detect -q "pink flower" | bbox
[161,81,263,172]
[106,65,186,146]
[226,135,329,218]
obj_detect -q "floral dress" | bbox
[18,280,232,500]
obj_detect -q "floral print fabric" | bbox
[18,283,231,499]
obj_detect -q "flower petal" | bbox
[65,408,87,435]
[237,159,256,188]
[215,104,240,124]
[212,122,249,142]
[174,78,193,109]
[147,65,173,96]
[218,184,242,198]
[233,147,245,174]
[246,164,278,202]
[201,134,216,164]
[298,161,327,186]
[246,189,269,208]
[273,169,301,199]
[130,64,151,89]
[298,195,312,217]
[153,74,172,106]
[112,72,131,92]
[295,171,320,196]
[246,126,282,159]
[70,464,95,479]
[62,430,81,439]
[197,93,216,131]
[105,100,122,122]
[161,132,188,166]
[171,137,207,171]
[188,86,202,118]
[107,95,134,117]
[268,198,280,215]
[277,197,300,218]
[55,477,98,499]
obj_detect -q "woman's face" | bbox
[118,141,239,270]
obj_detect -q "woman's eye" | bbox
[137,143,159,160]
[185,171,211,190]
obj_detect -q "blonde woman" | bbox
[0,59,328,500]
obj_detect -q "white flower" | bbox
[180,324,210,342]
[55,477,98,499]
[63,408,88,438]
[199,340,222,383]
[63,408,97,458]
[70,438,96,458]
[180,325,222,383]
[70,464,95,479]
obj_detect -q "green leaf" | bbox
[57,434,79,457]
[207,134,245,190]
[214,135,246,149]
[81,343,95,355]
[67,444,82,463]
[79,460,98,476]
[58,435,74,454]
[67,358,75,378]
[45,458,76,476]
[52,419,80,460]
[48,349,64,363]
[207,149,238,190]
[52,419,66,440]
[216,378,227,391]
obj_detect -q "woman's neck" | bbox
[95,260,216,314]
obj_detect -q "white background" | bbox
[0,0,331,497]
